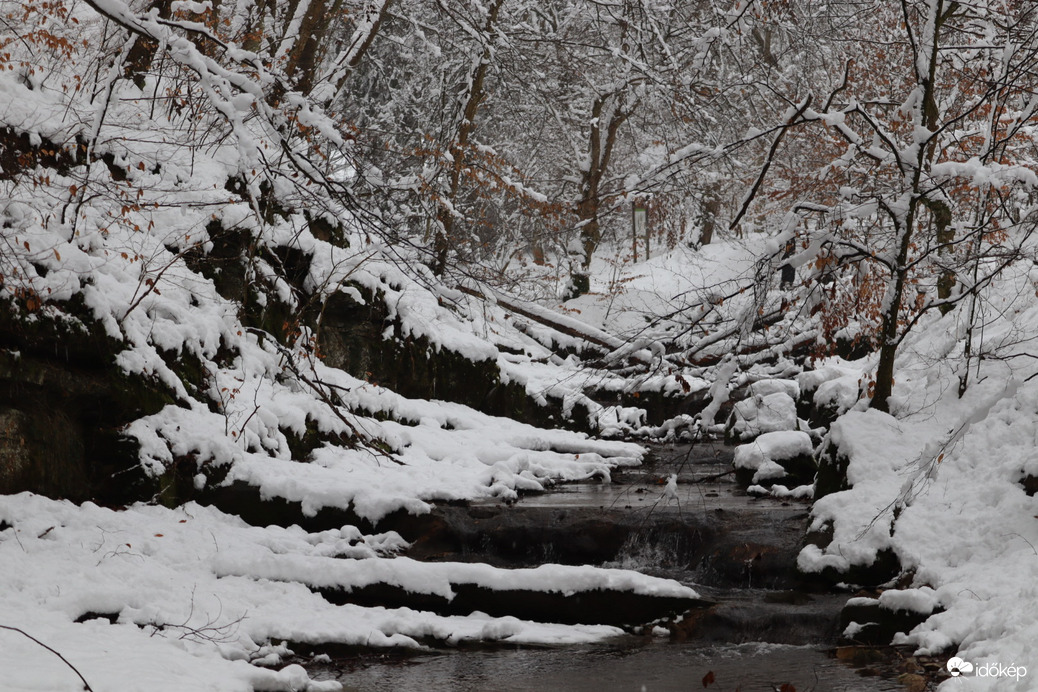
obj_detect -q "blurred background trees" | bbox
[5,0,1038,410]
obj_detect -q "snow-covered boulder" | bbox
[811,374,861,428]
[733,430,815,488]
[798,409,919,588]
[813,407,900,499]
[838,588,941,645]
[797,366,861,428]
[748,378,800,400]
[726,391,798,442]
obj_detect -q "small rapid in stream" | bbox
[309,442,907,691]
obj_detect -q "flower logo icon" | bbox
[947,657,975,676]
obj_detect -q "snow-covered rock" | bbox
[733,430,815,487]
[0,493,699,691]
[748,378,800,401]
[726,391,798,441]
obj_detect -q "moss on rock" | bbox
[0,302,176,503]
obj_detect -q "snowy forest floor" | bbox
[4,235,1038,692]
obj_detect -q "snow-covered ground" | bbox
[2,493,702,691]
[4,3,1038,689]
[9,228,1038,690]
[0,14,691,689]
[575,239,1038,691]
[796,265,1038,691]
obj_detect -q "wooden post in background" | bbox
[632,200,648,261]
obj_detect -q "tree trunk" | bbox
[871,0,947,412]
[284,0,331,95]
[698,181,721,246]
[241,0,270,53]
[123,0,172,89]
[329,0,393,102]
[433,0,503,276]
[927,198,955,313]
[565,92,629,300]
[922,3,959,313]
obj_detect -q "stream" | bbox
[321,642,902,691]
[309,442,906,691]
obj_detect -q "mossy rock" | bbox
[802,546,902,590]
[152,452,237,509]
[808,399,842,429]
[834,334,873,361]
[799,520,901,589]
[0,302,176,504]
[781,452,818,487]
[315,287,591,431]
[733,451,816,490]
[184,220,597,431]
[0,405,86,499]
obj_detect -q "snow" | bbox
[6,4,1038,688]
[879,587,939,615]
[793,269,1038,690]
[748,378,800,400]
[0,26,683,685]
[734,430,814,484]
[728,391,799,440]
[214,554,699,601]
[212,382,643,522]
[765,483,814,500]
[798,409,924,574]
[0,493,696,691]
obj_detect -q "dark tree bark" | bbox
[433,0,504,275]
[123,0,172,89]
[565,92,629,299]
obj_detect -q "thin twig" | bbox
[0,625,94,691]
[690,468,736,484]
[245,327,398,464]
[729,95,813,232]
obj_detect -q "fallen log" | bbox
[455,283,683,373]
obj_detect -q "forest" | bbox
[2,1,1038,690]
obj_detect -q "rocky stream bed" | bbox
[302,442,932,691]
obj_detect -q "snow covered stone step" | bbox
[214,554,710,628]
[1,494,671,692]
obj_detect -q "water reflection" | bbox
[318,640,904,692]
[312,443,906,692]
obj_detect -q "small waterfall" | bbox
[609,523,705,573]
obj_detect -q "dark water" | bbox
[309,443,904,692]
[316,640,903,691]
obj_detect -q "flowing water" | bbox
[308,442,907,691]
[318,641,904,691]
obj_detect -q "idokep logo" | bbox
[947,657,1028,681]
[947,657,974,676]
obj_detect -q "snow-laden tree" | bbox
[765,0,1038,410]
[468,0,736,298]
[334,0,758,297]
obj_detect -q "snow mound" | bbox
[748,378,800,400]
[799,409,922,575]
